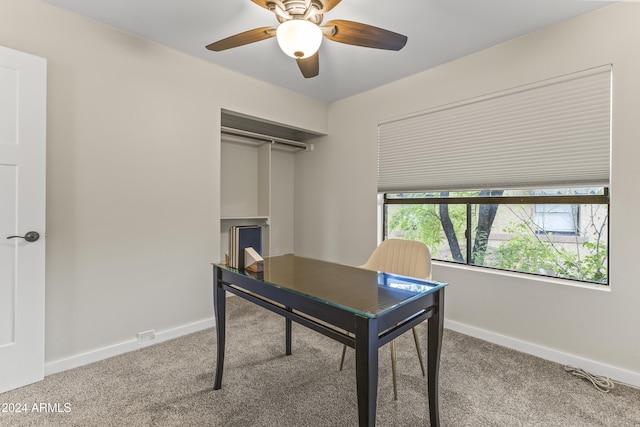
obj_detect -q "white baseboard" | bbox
[43,316,640,390]
[445,319,640,389]
[44,317,215,376]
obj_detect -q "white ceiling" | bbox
[43,0,616,103]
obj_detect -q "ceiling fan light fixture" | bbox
[276,19,322,59]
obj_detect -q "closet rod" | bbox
[221,126,308,150]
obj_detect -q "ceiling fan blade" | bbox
[206,27,276,51]
[318,0,342,13]
[297,52,319,78]
[323,20,407,51]
[250,0,272,11]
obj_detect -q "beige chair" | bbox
[340,238,432,400]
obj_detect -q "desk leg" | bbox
[213,268,226,390]
[355,315,378,427]
[427,288,445,427]
[285,307,292,356]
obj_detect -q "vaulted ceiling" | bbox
[43,0,615,103]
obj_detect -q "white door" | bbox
[0,45,46,393]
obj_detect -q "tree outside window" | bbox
[384,188,608,285]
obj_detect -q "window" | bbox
[377,66,611,286]
[533,189,584,235]
[383,189,609,285]
[535,204,577,235]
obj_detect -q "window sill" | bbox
[431,260,611,292]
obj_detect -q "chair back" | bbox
[360,239,432,280]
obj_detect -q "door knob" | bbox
[6,231,40,242]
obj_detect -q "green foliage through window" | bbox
[384,189,609,285]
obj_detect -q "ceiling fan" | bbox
[205,0,408,78]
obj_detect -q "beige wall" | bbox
[296,3,640,385]
[0,0,327,365]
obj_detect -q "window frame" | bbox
[382,189,610,285]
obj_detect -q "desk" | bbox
[212,254,447,427]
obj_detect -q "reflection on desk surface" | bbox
[217,254,447,317]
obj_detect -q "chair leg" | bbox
[412,327,425,377]
[390,339,398,401]
[339,344,347,371]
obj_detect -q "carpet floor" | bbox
[1,296,639,426]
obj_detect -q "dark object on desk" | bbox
[228,225,262,270]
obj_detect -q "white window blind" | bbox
[377,65,612,193]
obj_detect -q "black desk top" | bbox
[215,254,447,318]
